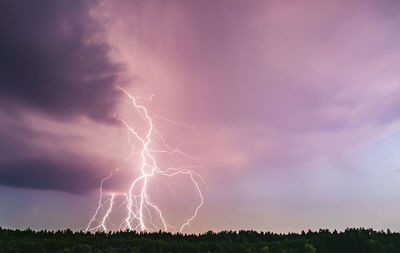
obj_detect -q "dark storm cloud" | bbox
[0,157,100,195]
[0,0,119,122]
[0,0,120,193]
[0,125,106,194]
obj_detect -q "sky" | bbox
[1,0,400,233]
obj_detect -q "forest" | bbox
[0,227,398,253]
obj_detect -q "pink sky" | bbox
[1,0,400,233]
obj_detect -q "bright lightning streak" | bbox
[85,171,113,232]
[85,86,205,233]
[101,193,115,232]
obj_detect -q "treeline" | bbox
[0,227,399,253]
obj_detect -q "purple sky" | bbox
[1,0,400,233]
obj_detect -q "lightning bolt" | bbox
[101,193,115,232]
[84,171,113,232]
[85,86,205,233]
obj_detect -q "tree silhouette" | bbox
[1,227,400,252]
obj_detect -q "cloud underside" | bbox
[0,0,119,122]
[1,0,400,194]
[0,0,119,194]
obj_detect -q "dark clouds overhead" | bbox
[0,0,119,122]
[0,157,100,195]
[0,121,109,194]
[0,0,120,194]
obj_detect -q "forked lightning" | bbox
[85,86,204,233]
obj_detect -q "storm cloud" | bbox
[0,111,115,194]
[0,157,100,195]
[0,0,120,193]
[0,0,119,121]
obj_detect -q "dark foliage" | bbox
[0,227,398,253]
